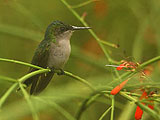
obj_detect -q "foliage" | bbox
[0,0,160,120]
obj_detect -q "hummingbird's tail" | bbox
[22,71,54,95]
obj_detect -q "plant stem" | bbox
[99,106,112,120]
[18,69,50,83]
[34,97,76,120]
[0,58,43,70]
[0,69,49,109]
[139,56,160,68]
[76,93,102,120]
[120,92,137,102]
[110,95,114,120]
[19,83,39,120]
[0,75,17,83]
[120,92,160,120]
[0,58,95,91]
[64,71,95,91]
[71,0,99,9]
[0,83,18,108]
[108,71,135,86]
[136,102,160,119]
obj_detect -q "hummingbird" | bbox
[22,20,91,95]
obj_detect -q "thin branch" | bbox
[34,97,76,120]
[0,69,50,110]
[109,56,160,85]
[0,58,43,70]
[71,0,100,9]
[0,83,18,108]
[0,58,95,91]
[0,75,17,83]
[19,83,39,120]
[64,71,95,91]
[110,96,115,120]
[76,93,102,120]
[98,106,112,120]
[18,69,50,83]
[139,56,160,68]
[120,92,160,120]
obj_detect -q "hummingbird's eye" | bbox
[60,27,65,32]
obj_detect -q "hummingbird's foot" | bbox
[50,68,65,75]
[57,69,65,75]
[16,84,27,92]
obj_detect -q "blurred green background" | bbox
[0,0,160,120]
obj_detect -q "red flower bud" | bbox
[116,64,125,71]
[140,90,148,100]
[111,80,128,95]
[135,106,143,120]
[148,104,154,110]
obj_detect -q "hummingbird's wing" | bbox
[23,40,54,95]
[31,71,54,94]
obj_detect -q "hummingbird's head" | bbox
[44,20,91,40]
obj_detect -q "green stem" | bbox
[76,93,102,120]
[0,75,17,83]
[71,0,99,9]
[0,58,94,91]
[18,69,50,83]
[139,56,160,68]
[108,71,135,86]
[0,58,43,70]
[0,69,49,109]
[120,92,137,102]
[19,83,39,120]
[109,56,160,85]
[0,83,18,108]
[120,92,160,120]
[122,92,141,97]
[99,106,112,120]
[110,96,114,120]
[34,97,76,120]
[136,102,160,119]
[64,71,95,91]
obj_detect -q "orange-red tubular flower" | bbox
[135,106,143,120]
[116,63,125,71]
[110,79,128,95]
[148,104,154,110]
[148,99,154,110]
[140,90,148,99]
[135,90,148,120]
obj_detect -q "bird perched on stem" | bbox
[21,20,91,95]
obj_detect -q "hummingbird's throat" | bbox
[56,30,73,42]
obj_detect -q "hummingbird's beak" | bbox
[71,26,91,30]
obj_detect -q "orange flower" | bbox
[134,90,146,120]
[116,63,125,71]
[140,90,148,99]
[110,79,128,95]
[134,90,155,120]
[147,91,155,110]
[148,104,154,110]
[135,106,143,120]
